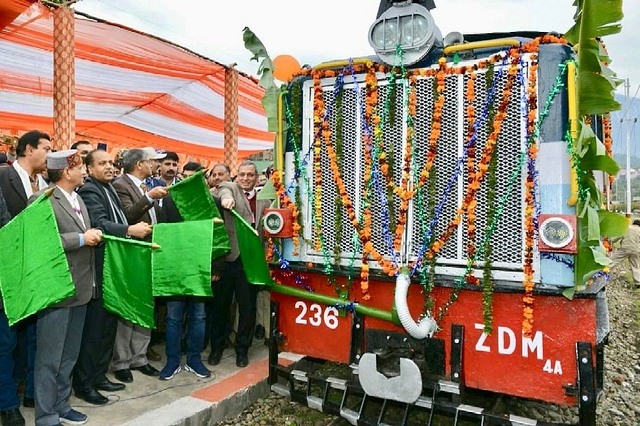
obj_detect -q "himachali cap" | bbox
[142,147,166,160]
[47,149,81,170]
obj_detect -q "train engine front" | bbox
[264,1,620,425]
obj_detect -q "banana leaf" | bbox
[242,27,282,133]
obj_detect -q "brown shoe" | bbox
[147,346,161,362]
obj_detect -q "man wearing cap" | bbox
[110,149,167,382]
[141,148,166,190]
[0,130,51,426]
[30,150,102,426]
[72,150,152,405]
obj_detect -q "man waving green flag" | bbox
[0,194,74,325]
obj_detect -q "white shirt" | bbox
[13,160,47,198]
[57,185,86,229]
[127,174,157,224]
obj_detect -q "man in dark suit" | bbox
[110,149,167,382]
[0,130,51,426]
[30,150,103,426]
[210,160,272,368]
[73,150,152,405]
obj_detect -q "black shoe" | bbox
[254,324,265,340]
[75,388,108,406]
[113,368,133,383]
[131,364,159,377]
[22,397,34,408]
[236,354,249,368]
[95,379,126,392]
[208,351,222,366]
[0,408,25,426]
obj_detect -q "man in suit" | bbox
[110,149,167,382]
[211,161,272,368]
[0,130,51,426]
[30,150,103,426]
[73,150,152,405]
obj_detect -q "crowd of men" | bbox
[0,131,272,426]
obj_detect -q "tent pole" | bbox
[224,64,239,176]
[52,6,76,150]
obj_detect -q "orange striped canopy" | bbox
[0,2,273,165]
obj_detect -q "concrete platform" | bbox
[21,341,301,425]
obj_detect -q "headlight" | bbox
[264,211,285,235]
[368,2,441,66]
[540,217,574,249]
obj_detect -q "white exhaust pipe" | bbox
[394,267,438,339]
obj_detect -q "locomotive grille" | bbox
[304,62,528,274]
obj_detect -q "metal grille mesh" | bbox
[306,64,526,271]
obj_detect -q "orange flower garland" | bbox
[429,55,520,260]
[393,74,418,252]
[270,169,301,255]
[602,115,614,204]
[522,54,539,338]
[465,72,478,279]
[312,73,324,251]
[298,36,567,335]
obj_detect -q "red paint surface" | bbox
[272,271,599,406]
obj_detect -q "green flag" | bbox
[231,209,273,286]
[151,220,213,297]
[168,171,221,221]
[168,171,230,257]
[0,195,75,325]
[102,235,155,328]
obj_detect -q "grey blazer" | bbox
[216,182,271,262]
[30,186,95,307]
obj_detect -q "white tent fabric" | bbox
[0,2,273,162]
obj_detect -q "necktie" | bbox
[245,191,256,226]
[105,186,128,225]
[141,182,158,224]
[70,195,86,228]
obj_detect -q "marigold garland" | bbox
[270,169,301,254]
[293,36,570,336]
[522,55,539,338]
[428,55,520,260]
[602,115,614,205]
[312,73,324,251]
[465,72,478,281]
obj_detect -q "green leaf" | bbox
[579,153,620,175]
[242,27,270,63]
[563,287,576,300]
[578,72,622,116]
[576,120,597,156]
[585,205,600,242]
[591,244,611,266]
[576,244,610,284]
[598,210,628,238]
[242,27,282,133]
